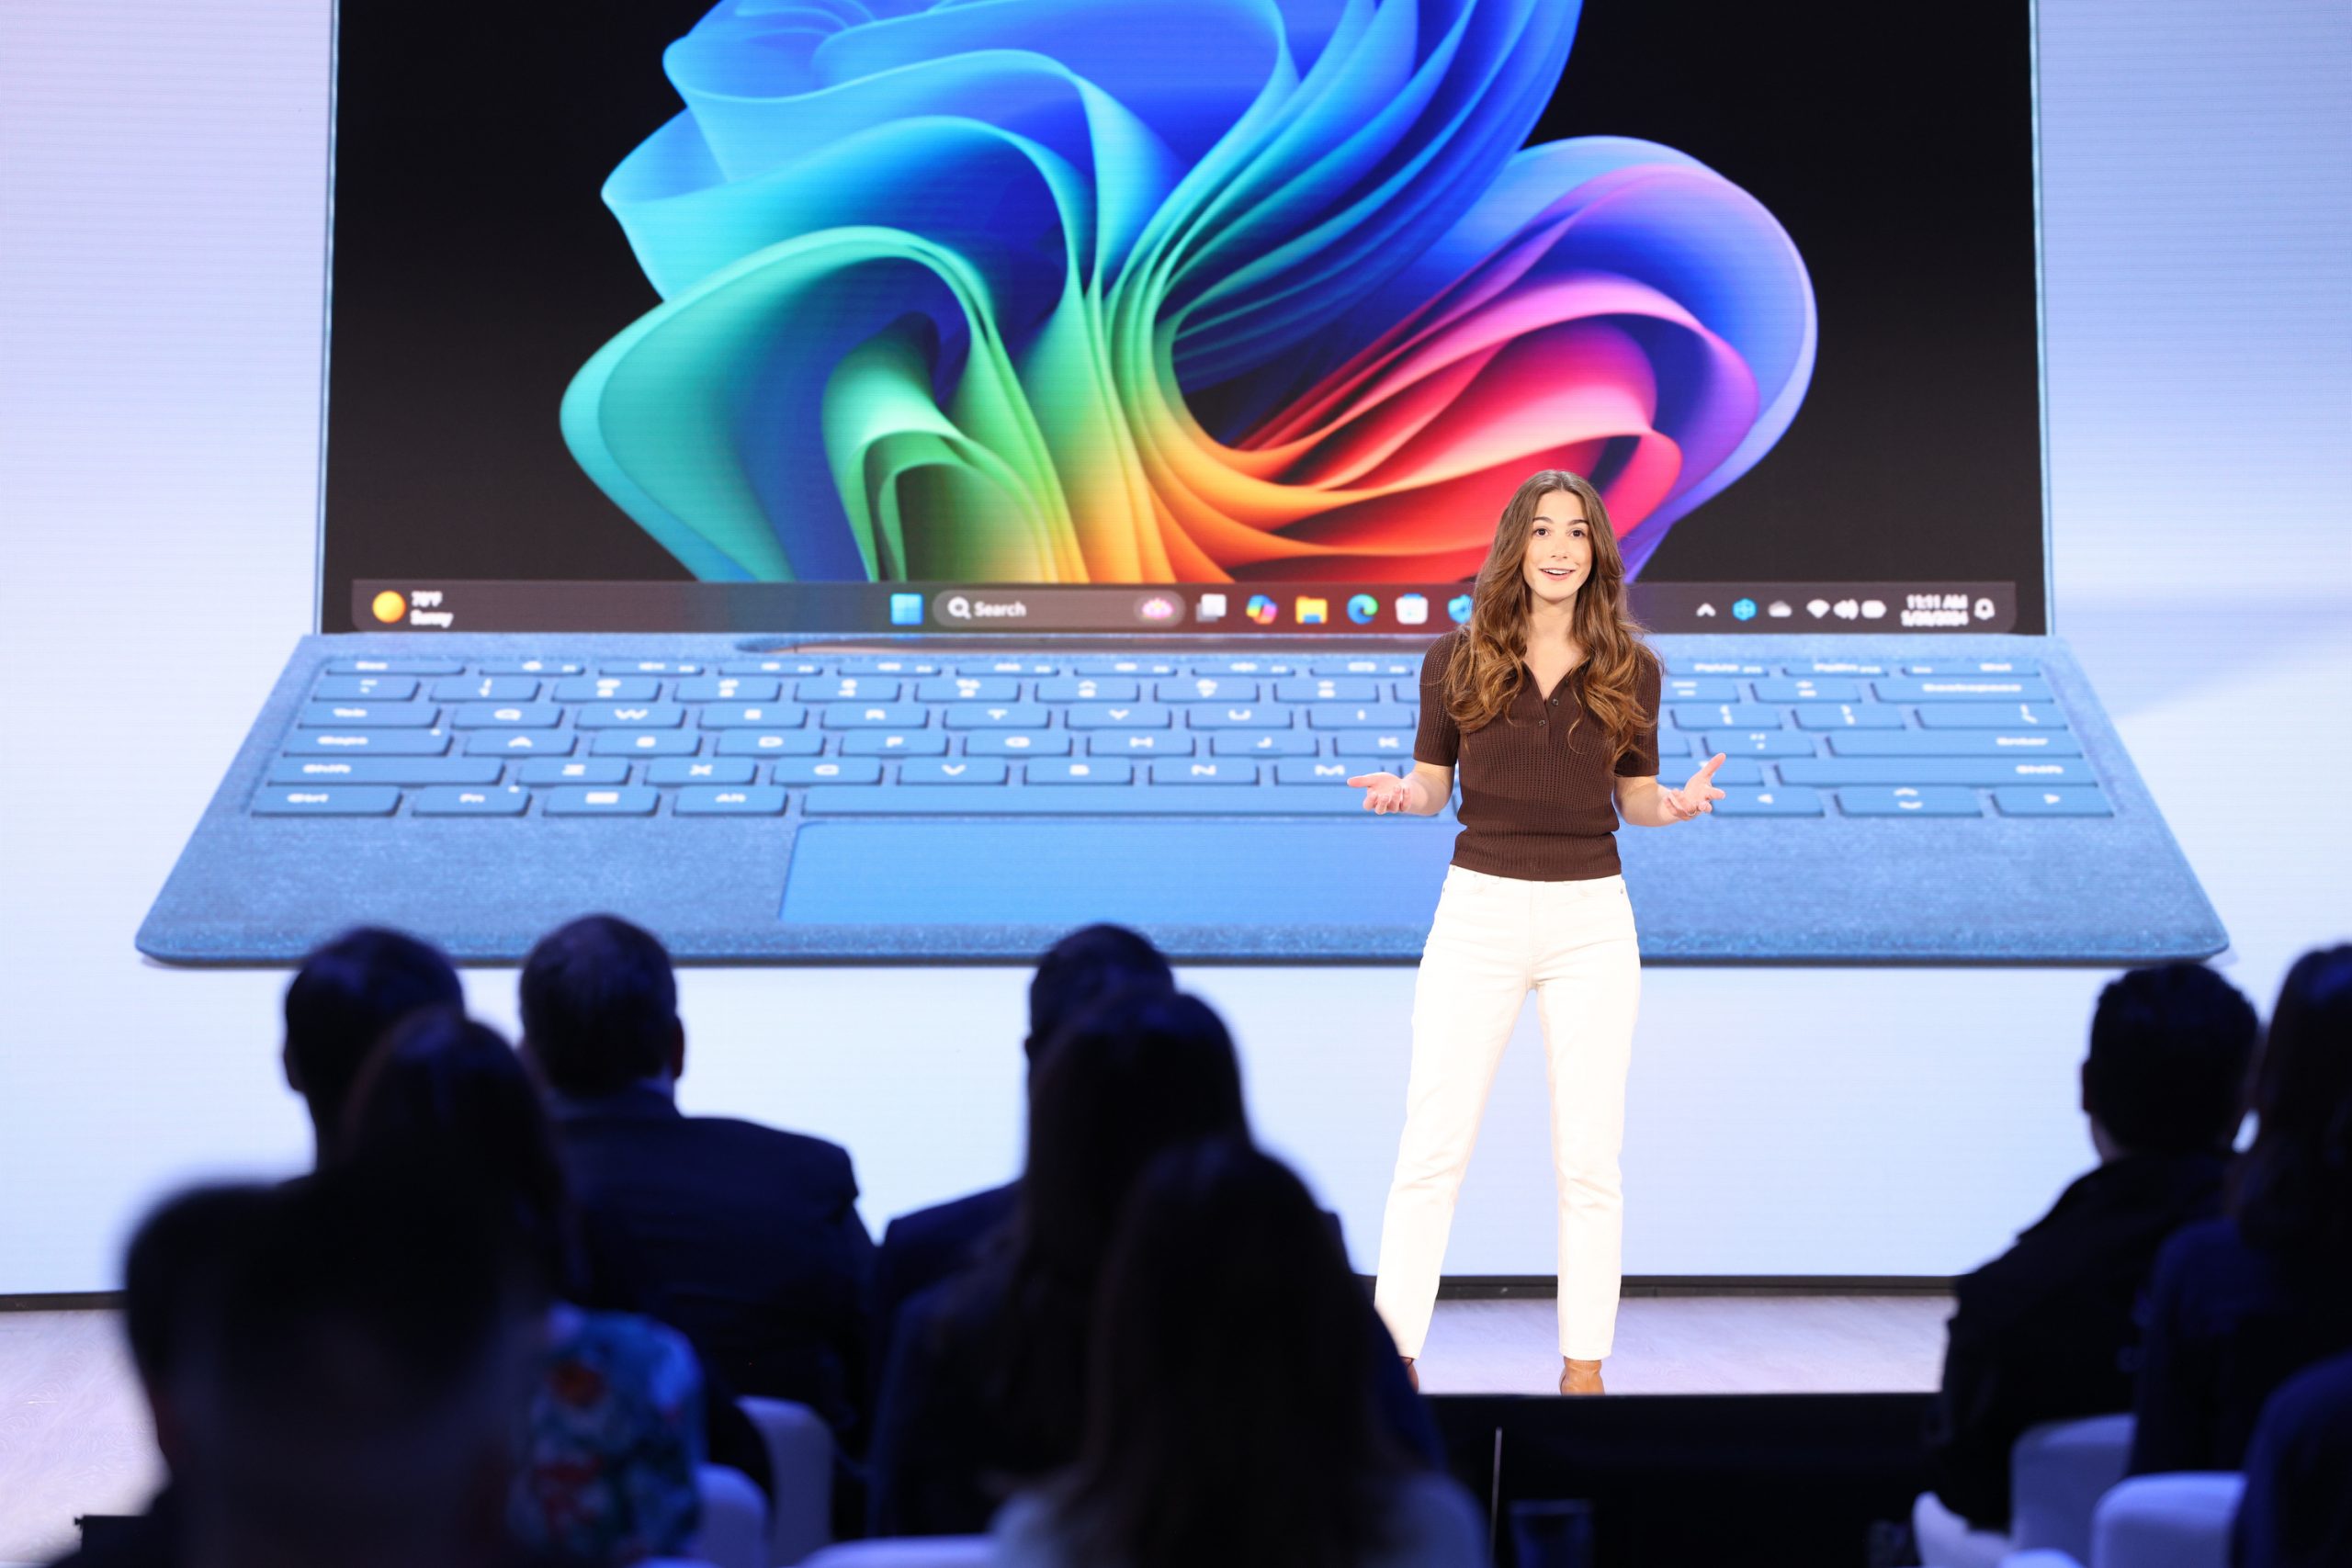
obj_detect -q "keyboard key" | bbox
[1151,760,1257,784]
[1701,759,1767,786]
[797,677,901,703]
[673,785,788,816]
[447,702,562,729]
[697,705,808,729]
[918,677,1022,703]
[943,704,1050,729]
[479,660,583,676]
[772,759,883,784]
[1665,659,1769,677]
[1669,703,1779,730]
[1026,761,1133,784]
[842,731,949,756]
[1903,659,2040,677]
[1826,731,2082,758]
[313,675,417,701]
[820,703,930,728]
[1275,678,1377,702]
[1873,676,2053,704]
[1072,658,1178,676]
[1651,731,1698,757]
[1278,760,1374,784]
[554,676,662,703]
[1186,658,1295,676]
[715,731,825,757]
[899,760,1011,784]
[802,784,1368,815]
[1309,658,1418,676]
[300,702,439,728]
[1712,786,1825,817]
[518,759,628,784]
[1663,677,1741,702]
[543,785,660,816]
[1066,703,1170,729]
[1781,660,1887,677]
[466,731,575,756]
[1087,731,1194,755]
[574,703,686,729]
[1753,678,1861,703]
[1333,732,1416,757]
[647,759,756,785]
[673,677,781,702]
[965,731,1071,756]
[1915,704,2069,729]
[1781,758,2098,787]
[432,675,541,702]
[1792,704,1907,730]
[1307,703,1417,729]
[286,731,451,756]
[254,785,401,815]
[1036,677,1138,703]
[412,785,531,817]
[1993,786,2114,818]
[1156,678,1260,704]
[722,658,825,676]
[956,659,1060,676]
[834,658,939,676]
[326,657,463,674]
[1706,730,1815,759]
[269,757,503,786]
[600,660,701,676]
[588,731,703,757]
[1836,786,1983,818]
[1211,731,1317,756]
[1188,705,1295,729]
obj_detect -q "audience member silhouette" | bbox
[2232,1348,2352,1568]
[1925,962,2257,1529]
[996,1138,1483,1568]
[343,1007,709,1563]
[871,923,1176,1398]
[867,987,1251,1535]
[279,926,461,1163]
[2131,944,2352,1474]
[520,914,874,1448]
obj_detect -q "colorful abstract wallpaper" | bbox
[559,0,1818,584]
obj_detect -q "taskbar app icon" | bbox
[1245,593,1279,626]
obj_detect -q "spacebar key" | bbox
[804,784,1369,815]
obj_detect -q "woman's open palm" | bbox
[1662,753,1728,819]
[1349,771,1414,814]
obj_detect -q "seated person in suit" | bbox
[1925,962,2257,1530]
[870,923,1175,1393]
[994,1138,1484,1568]
[280,926,462,1165]
[520,914,874,1448]
[2233,1349,2352,1568]
[2132,944,2352,1475]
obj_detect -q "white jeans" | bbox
[1374,865,1642,1361]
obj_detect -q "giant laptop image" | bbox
[140,0,2223,964]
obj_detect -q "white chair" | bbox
[739,1395,836,1565]
[2089,1474,2243,1568]
[693,1462,772,1568]
[2011,1416,2136,1562]
[1913,1490,2009,1568]
[799,1538,995,1568]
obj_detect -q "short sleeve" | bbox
[1613,649,1662,777]
[1413,633,1463,767]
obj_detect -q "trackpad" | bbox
[780,820,1457,930]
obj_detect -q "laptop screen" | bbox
[321,0,2044,638]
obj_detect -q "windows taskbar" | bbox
[349,581,2018,636]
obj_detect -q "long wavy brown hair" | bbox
[1442,469,1653,761]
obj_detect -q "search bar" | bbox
[929,589,1188,630]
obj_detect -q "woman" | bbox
[996,1138,1483,1568]
[341,1008,708,1565]
[1351,469,1724,1395]
[2130,944,2352,1474]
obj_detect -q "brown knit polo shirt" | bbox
[1412,629,1663,882]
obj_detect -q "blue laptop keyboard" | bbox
[256,652,2108,821]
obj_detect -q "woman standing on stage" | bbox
[1350,469,1726,1396]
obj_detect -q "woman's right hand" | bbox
[1348,770,1418,815]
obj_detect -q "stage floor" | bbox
[0,1292,1953,1562]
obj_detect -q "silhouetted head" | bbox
[1025,923,1175,1061]
[518,914,683,1098]
[2233,945,2352,1262]
[1060,1138,1409,1568]
[2083,963,2259,1156]
[122,1184,277,1464]
[282,928,462,1162]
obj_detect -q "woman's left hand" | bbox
[1661,753,1727,821]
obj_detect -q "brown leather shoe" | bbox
[1559,1357,1605,1395]
[1402,1356,1419,1393]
